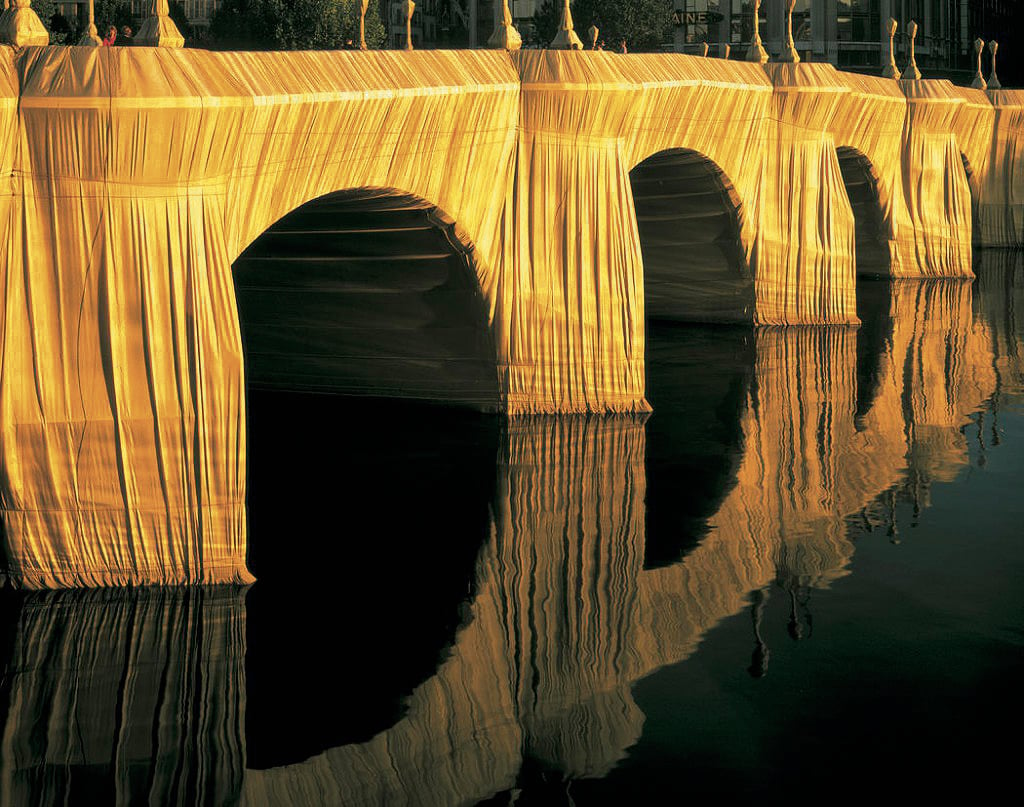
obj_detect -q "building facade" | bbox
[672,1,1020,83]
[47,0,1021,85]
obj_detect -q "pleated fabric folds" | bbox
[0,46,1020,587]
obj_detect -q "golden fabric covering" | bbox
[0,46,1021,587]
[978,90,1024,246]
[0,46,518,587]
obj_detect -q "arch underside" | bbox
[836,147,891,276]
[233,189,500,411]
[961,153,981,247]
[630,149,753,324]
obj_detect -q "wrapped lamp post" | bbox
[136,0,185,48]
[988,40,1002,90]
[0,0,49,47]
[78,0,102,45]
[359,0,369,50]
[549,0,583,50]
[404,0,414,50]
[745,0,768,65]
[971,38,987,89]
[901,20,921,80]
[488,0,521,51]
[881,18,898,78]
[777,0,800,63]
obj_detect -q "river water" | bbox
[1,252,1021,804]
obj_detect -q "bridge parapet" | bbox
[509,51,773,413]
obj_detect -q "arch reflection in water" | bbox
[0,588,246,807]
[973,249,1024,407]
[245,273,1008,803]
[3,270,1016,803]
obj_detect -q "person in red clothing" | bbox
[102,26,117,46]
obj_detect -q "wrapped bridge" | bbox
[0,45,1021,586]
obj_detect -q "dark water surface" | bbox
[1,253,1022,804]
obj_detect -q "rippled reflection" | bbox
[0,588,246,806]
[1,254,1022,805]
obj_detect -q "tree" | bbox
[34,0,193,44]
[532,0,560,46]
[32,0,65,44]
[534,0,671,52]
[93,0,134,36]
[209,0,385,51]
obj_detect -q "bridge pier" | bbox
[0,179,252,587]
[757,63,858,324]
[898,80,975,275]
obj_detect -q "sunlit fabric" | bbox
[972,90,1024,247]
[0,46,1022,587]
[0,46,519,587]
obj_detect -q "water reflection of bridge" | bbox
[2,255,1021,805]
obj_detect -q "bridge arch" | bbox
[628,148,753,324]
[835,146,891,276]
[231,187,501,411]
[960,152,982,247]
[629,149,753,566]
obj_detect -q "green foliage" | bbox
[39,0,188,44]
[34,0,67,44]
[209,0,385,50]
[534,0,672,52]
[532,0,560,46]
[92,0,135,37]
[168,0,193,39]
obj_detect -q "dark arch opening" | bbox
[836,147,891,277]
[235,189,499,768]
[854,278,895,429]
[630,149,753,568]
[629,148,753,324]
[233,188,500,411]
[961,153,982,248]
